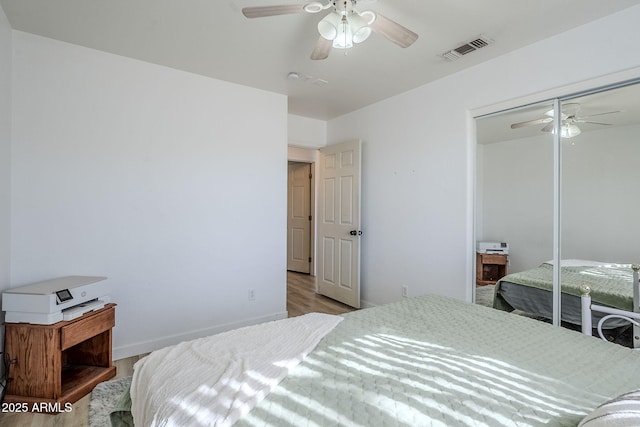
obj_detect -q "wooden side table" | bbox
[476,253,508,286]
[3,304,116,412]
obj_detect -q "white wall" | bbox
[327,6,640,306]
[0,5,12,359]
[10,32,289,359]
[0,6,11,292]
[288,114,327,149]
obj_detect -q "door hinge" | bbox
[309,215,312,221]
[309,257,312,262]
[309,173,312,179]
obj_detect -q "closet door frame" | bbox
[472,75,640,327]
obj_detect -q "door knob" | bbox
[350,230,363,236]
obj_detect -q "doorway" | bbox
[287,161,313,274]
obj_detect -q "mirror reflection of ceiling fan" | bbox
[510,103,620,138]
[242,0,418,60]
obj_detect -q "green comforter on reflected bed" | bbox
[494,263,633,312]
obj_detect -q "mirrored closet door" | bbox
[475,80,640,331]
[559,85,640,344]
[475,101,554,311]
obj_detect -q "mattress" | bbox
[230,295,640,427]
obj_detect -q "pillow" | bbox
[579,389,640,426]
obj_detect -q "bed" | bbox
[111,293,640,427]
[493,260,639,335]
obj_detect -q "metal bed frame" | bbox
[581,264,640,349]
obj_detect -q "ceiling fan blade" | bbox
[369,13,418,48]
[541,123,554,132]
[579,121,612,126]
[578,110,621,119]
[242,4,305,18]
[311,36,332,60]
[510,117,552,129]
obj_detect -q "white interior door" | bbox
[317,140,361,308]
[287,162,312,273]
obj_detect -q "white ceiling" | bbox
[2,0,640,120]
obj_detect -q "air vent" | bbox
[468,38,489,49]
[454,43,476,56]
[441,35,493,61]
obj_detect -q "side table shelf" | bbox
[3,304,116,411]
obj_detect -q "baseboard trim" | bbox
[113,310,289,360]
[360,299,377,309]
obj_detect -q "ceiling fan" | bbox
[242,0,419,60]
[510,103,620,138]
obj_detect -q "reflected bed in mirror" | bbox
[493,260,639,348]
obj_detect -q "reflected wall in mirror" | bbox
[561,85,640,263]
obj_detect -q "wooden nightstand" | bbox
[3,304,116,412]
[476,253,508,286]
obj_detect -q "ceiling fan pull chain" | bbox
[342,14,349,55]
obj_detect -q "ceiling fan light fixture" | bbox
[303,2,325,13]
[550,123,581,138]
[318,11,341,40]
[332,14,354,49]
[349,12,372,44]
[560,124,582,138]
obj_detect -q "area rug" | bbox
[89,376,132,427]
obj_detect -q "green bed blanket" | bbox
[122,295,640,426]
[239,295,640,426]
[493,263,634,312]
[109,385,134,427]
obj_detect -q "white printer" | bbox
[476,241,509,255]
[2,276,110,324]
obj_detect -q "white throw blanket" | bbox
[130,313,343,427]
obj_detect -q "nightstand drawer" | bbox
[61,306,115,350]
[480,254,508,265]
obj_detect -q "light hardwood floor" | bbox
[286,270,355,317]
[0,271,355,427]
